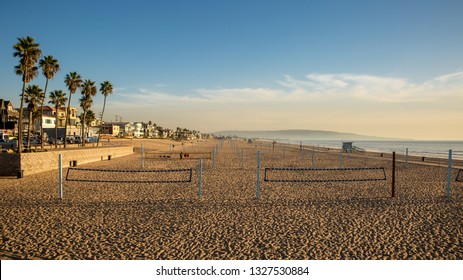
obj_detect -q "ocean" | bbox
[285,140,463,160]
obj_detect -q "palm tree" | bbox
[31,110,42,140]
[64,72,83,148]
[13,36,42,153]
[80,80,97,146]
[15,64,39,82]
[97,81,113,147]
[39,55,60,149]
[83,110,96,137]
[48,90,67,149]
[15,64,39,145]
[24,85,44,149]
[79,95,94,146]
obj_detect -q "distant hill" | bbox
[213,130,404,141]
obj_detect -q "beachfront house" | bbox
[106,122,133,137]
[0,99,19,134]
[37,106,80,139]
[143,122,157,138]
[133,122,144,138]
[100,123,120,136]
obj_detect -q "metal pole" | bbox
[312,145,315,169]
[256,151,261,199]
[340,148,343,168]
[241,147,244,169]
[446,149,452,197]
[58,154,63,200]
[141,143,144,169]
[198,159,203,199]
[405,147,408,169]
[212,148,215,168]
[392,151,396,198]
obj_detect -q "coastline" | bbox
[266,139,463,162]
[259,139,463,169]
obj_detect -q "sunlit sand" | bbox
[1,139,462,259]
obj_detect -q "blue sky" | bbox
[1,0,462,139]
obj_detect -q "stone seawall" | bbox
[0,146,134,177]
[0,153,21,177]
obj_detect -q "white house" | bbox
[133,122,144,138]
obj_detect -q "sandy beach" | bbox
[1,138,462,260]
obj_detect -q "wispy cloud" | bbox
[115,71,463,106]
[105,71,463,139]
[433,71,463,83]
[278,72,463,103]
[196,87,281,103]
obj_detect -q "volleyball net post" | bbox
[405,148,409,169]
[312,146,315,169]
[392,151,396,198]
[198,159,203,199]
[141,143,145,169]
[58,154,63,200]
[340,149,343,168]
[446,149,452,197]
[256,151,261,199]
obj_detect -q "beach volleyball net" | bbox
[65,167,193,183]
[144,151,211,160]
[264,167,387,183]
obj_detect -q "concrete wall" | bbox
[0,146,133,177]
[0,153,20,176]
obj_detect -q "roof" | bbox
[108,122,132,126]
[0,99,19,117]
[39,106,77,111]
[40,106,55,111]
[0,99,14,109]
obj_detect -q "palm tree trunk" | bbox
[18,73,28,154]
[55,106,58,149]
[64,92,72,149]
[40,79,49,150]
[97,96,107,147]
[27,111,32,149]
[82,111,86,147]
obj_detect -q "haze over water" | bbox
[293,140,463,160]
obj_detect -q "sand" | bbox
[0,138,462,259]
